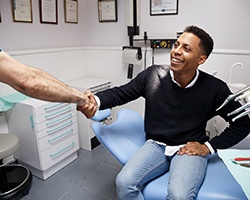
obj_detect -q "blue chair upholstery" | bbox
[91,108,111,122]
[92,109,247,200]
[92,108,145,165]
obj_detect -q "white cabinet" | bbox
[67,77,112,151]
[6,98,79,180]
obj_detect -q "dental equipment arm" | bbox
[235,90,250,102]
[216,85,250,111]
[218,85,250,121]
[232,109,250,122]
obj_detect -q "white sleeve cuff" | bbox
[205,141,215,155]
[94,95,101,110]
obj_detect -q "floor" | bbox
[21,145,122,200]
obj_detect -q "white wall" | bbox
[0,0,86,51]
[83,0,128,47]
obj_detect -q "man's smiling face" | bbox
[170,32,206,75]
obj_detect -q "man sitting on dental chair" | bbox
[79,25,250,200]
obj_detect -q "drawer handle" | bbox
[44,103,67,112]
[48,129,74,144]
[46,114,72,127]
[30,115,34,128]
[47,120,73,135]
[45,106,72,120]
[50,142,75,159]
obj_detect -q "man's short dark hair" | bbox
[184,25,214,58]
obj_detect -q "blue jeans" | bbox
[116,140,208,200]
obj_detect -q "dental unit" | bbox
[216,85,250,121]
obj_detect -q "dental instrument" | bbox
[228,102,250,117]
[231,158,250,168]
[234,157,250,161]
[216,85,250,111]
[232,109,250,122]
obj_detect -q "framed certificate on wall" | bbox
[150,0,178,16]
[65,0,78,23]
[11,0,33,23]
[98,0,117,22]
[39,0,58,24]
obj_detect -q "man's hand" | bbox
[177,142,210,157]
[78,92,89,106]
[77,91,97,118]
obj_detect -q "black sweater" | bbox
[96,65,250,151]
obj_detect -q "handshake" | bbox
[77,91,98,119]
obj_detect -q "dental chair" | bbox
[92,109,247,200]
[0,133,32,200]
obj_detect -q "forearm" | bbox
[96,87,130,109]
[97,81,143,110]
[21,68,88,105]
[210,115,250,150]
[0,52,88,105]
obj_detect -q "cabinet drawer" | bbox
[40,134,79,170]
[37,116,77,139]
[34,102,70,115]
[36,111,77,133]
[38,122,78,152]
[34,104,76,125]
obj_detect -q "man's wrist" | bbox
[205,141,215,155]
[76,93,88,106]
[94,95,100,110]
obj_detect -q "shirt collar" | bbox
[169,69,199,88]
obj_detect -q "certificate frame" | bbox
[98,0,117,22]
[64,0,78,23]
[11,0,33,23]
[150,0,178,16]
[39,0,58,24]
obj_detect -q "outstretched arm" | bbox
[0,51,88,106]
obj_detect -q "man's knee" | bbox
[115,171,133,191]
[167,186,196,200]
[116,171,142,199]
